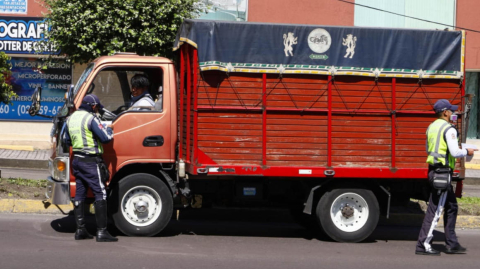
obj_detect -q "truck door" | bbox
[81,64,174,173]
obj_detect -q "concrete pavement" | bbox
[0,148,49,170]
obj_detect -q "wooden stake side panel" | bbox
[266,113,328,167]
[331,114,391,167]
[198,111,263,165]
[394,79,462,111]
[185,65,463,175]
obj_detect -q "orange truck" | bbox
[31,20,471,242]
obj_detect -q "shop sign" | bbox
[0,17,58,54]
[0,57,72,121]
[0,0,27,14]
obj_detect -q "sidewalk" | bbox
[0,148,49,170]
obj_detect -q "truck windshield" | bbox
[73,63,95,97]
[54,63,94,118]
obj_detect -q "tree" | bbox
[0,52,16,105]
[42,0,199,63]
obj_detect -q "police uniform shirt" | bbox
[441,127,468,158]
[65,109,113,150]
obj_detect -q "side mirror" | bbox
[28,87,42,116]
[66,84,74,108]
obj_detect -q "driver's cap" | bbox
[82,94,104,109]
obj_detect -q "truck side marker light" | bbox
[324,170,335,176]
[196,168,207,174]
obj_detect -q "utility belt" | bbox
[74,154,110,182]
[74,154,103,163]
[428,165,452,191]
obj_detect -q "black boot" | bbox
[73,201,94,240]
[94,200,118,242]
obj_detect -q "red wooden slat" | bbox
[262,73,267,166]
[186,46,192,163]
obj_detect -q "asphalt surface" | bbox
[0,167,50,180]
[0,213,477,269]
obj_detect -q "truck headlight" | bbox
[49,157,69,182]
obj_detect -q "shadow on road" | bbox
[49,208,445,244]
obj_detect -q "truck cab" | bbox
[34,53,178,236]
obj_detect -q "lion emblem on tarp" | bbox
[342,34,357,59]
[283,32,298,57]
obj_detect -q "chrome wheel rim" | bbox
[330,192,369,232]
[121,185,162,227]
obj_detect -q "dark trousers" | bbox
[72,156,106,202]
[416,170,459,251]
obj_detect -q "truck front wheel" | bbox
[111,173,173,236]
[315,188,379,242]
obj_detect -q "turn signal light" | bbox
[57,160,66,172]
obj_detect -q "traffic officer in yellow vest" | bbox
[415,99,476,255]
[65,94,117,242]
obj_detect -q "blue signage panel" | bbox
[0,57,72,121]
[0,16,57,54]
[0,0,27,14]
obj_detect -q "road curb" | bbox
[0,199,72,214]
[0,158,48,170]
[0,145,34,151]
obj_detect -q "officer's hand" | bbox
[467,148,478,156]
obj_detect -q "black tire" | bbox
[111,173,173,236]
[315,188,379,242]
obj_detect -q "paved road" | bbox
[462,184,480,197]
[0,213,477,269]
[0,167,50,180]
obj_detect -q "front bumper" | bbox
[45,176,71,205]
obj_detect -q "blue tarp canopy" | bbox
[174,19,464,79]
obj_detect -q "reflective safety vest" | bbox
[67,110,103,155]
[426,119,455,169]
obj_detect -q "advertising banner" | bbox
[0,16,57,54]
[0,57,72,121]
[0,0,27,14]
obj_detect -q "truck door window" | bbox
[86,67,163,117]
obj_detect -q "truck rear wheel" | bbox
[315,188,379,242]
[111,173,173,236]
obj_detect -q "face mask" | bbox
[450,114,458,121]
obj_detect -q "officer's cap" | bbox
[433,99,458,113]
[82,94,104,109]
